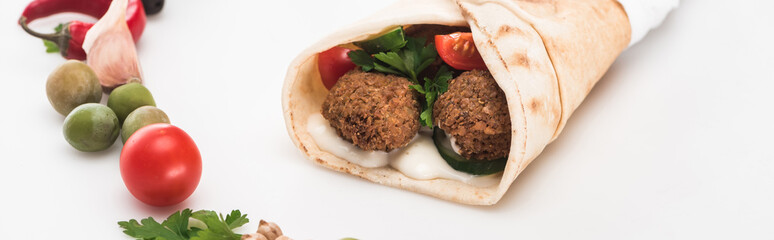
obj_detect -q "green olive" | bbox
[121,106,170,143]
[46,60,102,116]
[107,83,156,124]
[63,103,120,152]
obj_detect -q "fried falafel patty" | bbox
[322,69,421,152]
[433,70,511,161]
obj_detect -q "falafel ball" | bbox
[322,69,421,151]
[433,70,511,161]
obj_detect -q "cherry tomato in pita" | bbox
[318,46,357,90]
[435,32,487,70]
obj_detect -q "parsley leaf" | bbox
[119,209,249,240]
[118,217,186,240]
[348,37,437,83]
[190,210,242,240]
[42,23,65,53]
[224,210,249,229]
[411,66,453,127]
[347,50,374,71]
[374,52,409,74]
[163,209,193,238]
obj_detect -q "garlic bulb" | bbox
[83,0,143,91]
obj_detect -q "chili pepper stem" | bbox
[18,16,71,57]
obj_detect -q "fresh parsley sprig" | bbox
[410,66,452,127]
[118,209,249,240]
[348,37,437,83]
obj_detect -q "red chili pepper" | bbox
[18,0,147,60]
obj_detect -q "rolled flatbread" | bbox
[283,0,631,205]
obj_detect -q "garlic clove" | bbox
[83,0,143,91]
[256,220,284,240]
[241,233,269,240]
[241,220,291,240]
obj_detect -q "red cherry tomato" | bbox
[318,46,356,90]
[120,123,202,207]
[435,32,487,70]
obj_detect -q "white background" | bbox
[0,0,772,239]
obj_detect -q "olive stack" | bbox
[47,60,170,152]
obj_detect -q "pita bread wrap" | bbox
[282,0,630,205]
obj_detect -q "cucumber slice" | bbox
[432,128,507,175]
[354,27,407,54]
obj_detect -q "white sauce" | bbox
[306,114,389,168]
[307,113,501,187]
[390,130,501,187]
